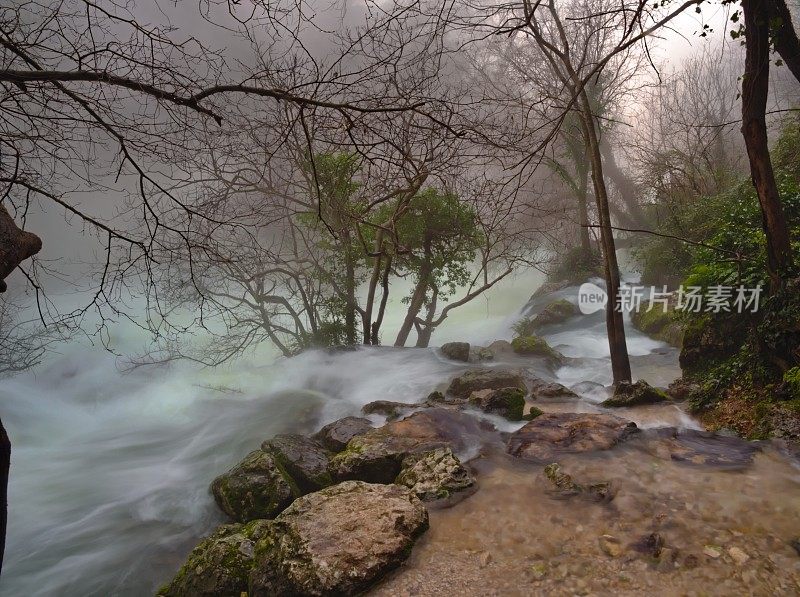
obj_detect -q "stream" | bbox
[2,272,799,595]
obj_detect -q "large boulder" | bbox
[446,368,526,398]
[510,335,562,362]
[468,387,526,420]
[314,416,374,452]
[262,434,332,493]
[211,450,297,522]
[158,520,273,597]
[440,341,471,362]
[248,481,428,596]
[396,447,475,501]
[506,412,638,461]
[532,298,578,328]
[601,380,669,408]
[329,408,488,483]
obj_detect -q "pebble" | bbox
[728,546,750,565]
[599,535,623,558]
[479,551,492,568]
[704,545,722,559]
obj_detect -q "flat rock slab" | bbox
[314,416,374,452]
[506,413,639,462]
[447,368,526,398]
[643,428,760,469]
[330,408,493,483]
[249,481,428,596]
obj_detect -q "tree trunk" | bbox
[0,204,42,292]
[579,91,632,384]
[769,0,800,84]
[577,163,592,257]
[0,416,9,575]
[341,232,358,344]
[394,241,433,347]
[742,0,794,289]
[414,286,439,348]
[362,231,384,345]
[371,255,392,345]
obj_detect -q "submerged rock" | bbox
[529,378,579,401]
[158,520,273,597]
[396,447,475,501]
[598,534,623,557]
[643,428,760,469]
[630,532,665,558]
[543,462,614,502]
[601,380,669,407]
[329,408,488,483]
[543,463,581,496]
[262,434,332,493]
[362,400,419,421]
[468,387,526,420]
[507,412,638,461]
[447,368,526,398]
[211,450,297,522]
[440,341,471,362]
[248,481,428,596]
[313,416,374,452]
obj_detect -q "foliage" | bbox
[391,188,483,300]
[547,246,603,284]
[783,367,800,400]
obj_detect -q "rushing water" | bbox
[1,270,783,596]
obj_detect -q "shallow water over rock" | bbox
[372,442,800,596]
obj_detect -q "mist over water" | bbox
[0,268,687,596]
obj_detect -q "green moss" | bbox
[511,335,560,361]
[159,520,274,597]
[499,387,526,421]
[523,406,544,420]
[211,450,297,522]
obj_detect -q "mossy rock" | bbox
[468,387,526,420]
[522,406,544,420]
[261,434,333,493]
[602,380,669,408]
[395,447,475,501]
[630,302,684,347]
[158,520,274,597]
[248,482,428,596]
[511,335,561,362]
[211,450,298,522]
[513,300,578,336]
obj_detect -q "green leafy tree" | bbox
[391,188,483,347]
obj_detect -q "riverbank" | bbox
[157,283,800,595]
